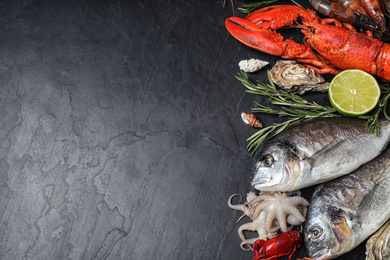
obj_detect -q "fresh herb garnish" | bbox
[238,0,277,14]
[359,83,390,136]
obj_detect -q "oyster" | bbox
[269,60,329,95]
[366,219,390,260]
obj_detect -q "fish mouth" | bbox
[251,180,270,191]
[251,172,272,190]
[310,250,331,260]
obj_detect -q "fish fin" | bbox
[304,140,345,170]
[357,182,390,227]
[300,158,313,173]
[308,140,344,162]
[352,221,361,234]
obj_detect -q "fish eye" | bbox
[310,225,323,239]
[262,155,274,167]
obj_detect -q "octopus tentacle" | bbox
[289,196,310,207]
[238,222,256,245]
[276,205,290,232]
[248,200,273,219]
[255,211,268,241]
[286,205,307,223]
[248,193,272,204]
[228,194,248,213]
[240,239,257,251]
[265,205,277,232]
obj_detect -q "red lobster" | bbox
[225,5,390,81]
[252,231,303,260]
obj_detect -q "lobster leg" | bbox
[288,245,297,260]
[252,247,295,260]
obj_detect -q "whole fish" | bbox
[251,117,390,192]
[304,148,390,259]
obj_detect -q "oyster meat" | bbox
[269,60,329,95]
[366,219,390,260]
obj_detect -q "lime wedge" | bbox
[328,69,380,117]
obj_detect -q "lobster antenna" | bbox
[289,0,302,7]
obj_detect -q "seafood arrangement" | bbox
[269,60,329,94]
[228,191,308,248]
[225,1,390,259]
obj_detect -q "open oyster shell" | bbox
[269,60,329,95]
[366,219,390,260]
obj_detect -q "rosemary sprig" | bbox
[359,83,390,136]
[238,0,305,14]
[237,71,339,154]
[237,72,332,110]
[238,0,277,14]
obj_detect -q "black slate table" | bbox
[0,0,372,259]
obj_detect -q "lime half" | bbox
[328,69,380,117]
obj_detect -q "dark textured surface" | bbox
[0,0,370,259]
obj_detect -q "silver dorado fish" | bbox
[252,117,390,192]
[304,148,390,259]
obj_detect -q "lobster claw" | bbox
[225,5,320,59]
[225,17,286,56]
[225,5,337,74]
[225,16,320,62]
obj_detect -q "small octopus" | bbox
[228,191,309,250]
